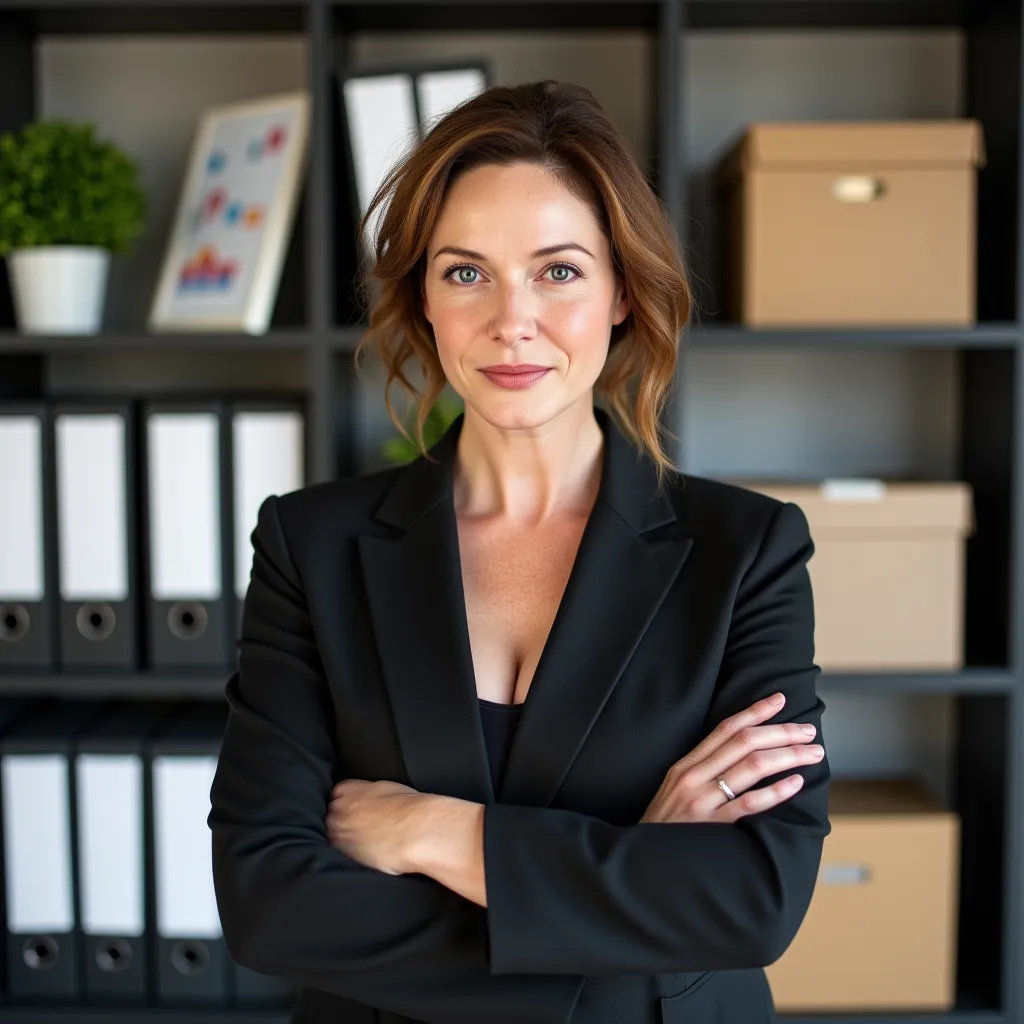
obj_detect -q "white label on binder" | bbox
[77,754,144,936]
[0,416,44,601]
[343,73,418,249]
[1,755,74,933]
[820,478,886,502]
[233,410,304,600]
[148,413,221,601]
[153,755,221,939]
[416,68,487,131]
[56,414,129,601]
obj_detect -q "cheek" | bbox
[549,296,615,357]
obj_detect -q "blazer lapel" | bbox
[357,407,693,810]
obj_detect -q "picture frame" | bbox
[148,90,311,335]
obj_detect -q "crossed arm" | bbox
[208,493,830,1011]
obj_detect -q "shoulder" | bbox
[664,472,813,569]
[264,463,405,546]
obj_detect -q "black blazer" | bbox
[209,406,831,1024]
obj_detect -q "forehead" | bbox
[430,162,602,244]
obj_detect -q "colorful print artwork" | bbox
[150,92,310,332]
[173,119,289,297]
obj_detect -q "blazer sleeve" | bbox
[482,499,831,977]
[208,494,581,1018]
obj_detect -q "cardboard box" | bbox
[715,120,986,326]
[766,778,960,1012]
[738,480,974,671]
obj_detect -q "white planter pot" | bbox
[6,245,111,335]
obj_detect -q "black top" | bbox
[478,697,524,795]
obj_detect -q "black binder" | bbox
[147,702,231,1003]
[73,700,179,1000]
[51,400,140,670]
[226,397,307,643]
[0,402,58,670]
[140,400,233,669]
[0,700,107,999]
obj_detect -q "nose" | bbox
[488,281,537,346]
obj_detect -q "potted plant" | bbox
[0,118,146,334]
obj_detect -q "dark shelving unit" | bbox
[1,0,1022,1021]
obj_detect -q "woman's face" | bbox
[422,161,629,431]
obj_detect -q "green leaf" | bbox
[379,394,464,466]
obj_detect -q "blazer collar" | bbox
[357,406,693,807]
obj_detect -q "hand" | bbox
[639,692,824,825]
[325,779,426,875]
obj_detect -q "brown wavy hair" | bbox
[352,79,692,489]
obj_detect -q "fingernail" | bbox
[809,745,824,757]
[800,723,817,735]
[769,692,785,706]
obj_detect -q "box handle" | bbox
[831,175,886,203]
[820,863,872,886]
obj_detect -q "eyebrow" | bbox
[432,242,596,262]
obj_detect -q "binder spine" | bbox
[0,402,57,670]
[148,706,232,1003]
[53,401,139,671]
[1,738,81,998]
[142,400,232,670]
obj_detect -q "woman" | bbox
[209,80,830,1024]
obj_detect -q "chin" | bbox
[466,393,585,433]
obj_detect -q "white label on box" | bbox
[820,479,886,502]
[820,863,872,886]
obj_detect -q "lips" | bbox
[479,366,552,390]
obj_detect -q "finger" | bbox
[714,773,806,823]
[729,742,825,798]
[683,720,819,789]
[685,740,822,817]
[674,693,789,773]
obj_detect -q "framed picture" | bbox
[338,61,491,258]
[149,90,311,335]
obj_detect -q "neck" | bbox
[452,403,604,524]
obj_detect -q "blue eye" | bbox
[548,264,581,283]
[440,261,584,286]
[441,264,479,285]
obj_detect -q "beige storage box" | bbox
[766,778,960,1012]
[714,120,986,326]
[738,480,974,671]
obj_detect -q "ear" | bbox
[611,277,629,326]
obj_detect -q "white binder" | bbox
[53,404,138,669]
[415,66,487,131]
[74,701,175,999]
[148,704,231,1003]
[341,71,419,254]
[143,401,231,669]
[0,405,54,669]
[0,702,103,998]
[230,403,305,636]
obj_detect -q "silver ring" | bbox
[717,777,737,801]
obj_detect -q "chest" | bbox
[457,514,588,705]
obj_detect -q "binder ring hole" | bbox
[22,936,59,970]
[168,602,208,641]
[171,939,209,976]
[76,602,116,642]
[96,938,133,973]
[0,604,30,643]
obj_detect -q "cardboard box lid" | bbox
[828,777,951,817]
[733,480,975,536]
[716,119,986,183]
